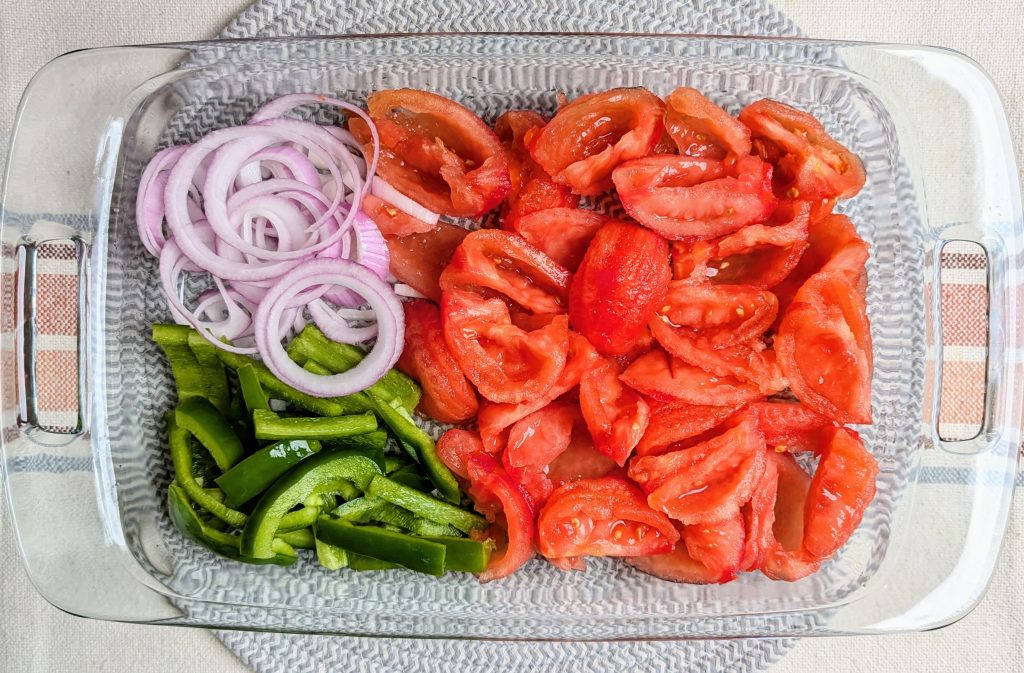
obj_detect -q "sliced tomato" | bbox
[775,270,872,424]
[495,110,579,230]
[760,452,821,581]
[350,89,510,217]
[655,282,778,349]
[476,332,600,452]
[683,513,745,583]
[578,357,650,465]
[569,219,671,357]
[739,99,866,201]
[465,453,536,581]
[707,200,810,288]
[385,221,469,302]
[546,427,620,486]
[436,428,487,481]
[620,348,765,407]
[649,320,786,395]
[537,477,679,560]
[636,399,742,457]
[747,400,835,453]
[663,87,751,161]
[396,300,479,424]
[502,402,579,506]
[738,453,778,572]
[439,229,571,315]
[628,418,767,524]
[628,532,725,584]
[513,208,608,272]
[362,193,436,237]
[441,289,569,404]
[613,154,777,241]
[529,87,665,196]
[802,427,878,560]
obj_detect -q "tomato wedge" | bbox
[636,399,743,457]
[663,87,751,161]
[579,357,650,466]
[537,477,679,561]
[655,282,778,349]
[440,229,571,315]
[738,454,778,572]
[775,270,872,424]
[476,332,600,452]
[465,453,536,581]
[802,427,878,560]
[441,289,569,404]
[385,221,469,302]
[620,348,765,407]
[747,400,835,453]
[362,193,436,237]
[495,109,578,230]
[396,300,479,424]
[683,513,746,583]
[529,87,665,196]
[613,154,777,241]
[628,531,724,584]
[512,208,608,272]
[350,89,510,217]
[739,99,866,202]
[502,402,579,506]
[760,452,821,581]
[436,428,487,481]
[569,219,671,357]
[628,418,766,524]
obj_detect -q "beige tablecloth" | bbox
[1,1,1022,671]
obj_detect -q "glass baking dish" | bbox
[1,33,1021,640]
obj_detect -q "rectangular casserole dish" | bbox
[1,33,1021,639]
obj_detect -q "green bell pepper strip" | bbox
[314,536,349,570]
[186,331,231,415]
[420,536,492,573]
[388,464,435,493]
[168,419,247,528]
[167,483,295,566]
[366,475,485,534]
[315,517,446,576]
[384,455,409,473]
[252,409,378,442]
[213,347,371,416]
[174,398,245,471]
[152,324,207,403]
[331,496,384,521]
[240,450,383,559]
[291,326,421,411]
[214,439,321,508]
[278,506,321,533]
[237,362,270,413]
[369,394,461,503]
[277,527,316,549]
[346,552,400,571]
[324,430,389,455]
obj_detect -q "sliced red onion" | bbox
[254,259,403,397]
[308,298,378,344]
[319,211,389,307]
[394,283,428,299]
[371,176,441,226]
[137,145,188,257]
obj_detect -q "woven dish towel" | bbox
[210,2,793,672]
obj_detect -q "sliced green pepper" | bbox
[277,527,316,549]
[152,324,207,403]
[366,475,485,534]
[167,483,295,566]
[315,517,446,576]
[252,409,378,442]
[324,430,389,455]
[314,535,349,570]
[214,439,321,508]
[175,398,245,471]
[388,464,435,493]
[421,535,491,573]
[346,552,400,571]
[186,331,231,415]
[237,362,270,413]
[331,496,384,521]
[169,418,247,528]
[240,449,383,559]
[385,455,410,473]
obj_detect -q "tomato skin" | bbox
[620,347,765,407]
[628,418,766,524]
[775,270,872,424]
[385,221,469,302]
[441,289,569,405]
[396,300,479,424]
[529,87,665,196]
[476,332,600,452]
[440,229,571,315]
[579,358,651,466]
[683,513,745,583]
[663,87,752,161]
[436,428,487,480]
[636,399,742,457]
[802,427,878,560]
[569,220,671,357]
[655,282,778,349]
[760,452,821,581]
[362,193,436,237]
[513,208,608,272]
[351,89,511,217]
[613,154,778,241]
[537,477,679,560]
[466,453,536,581]
[739,99,866,202]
